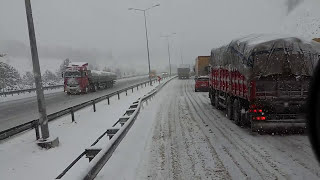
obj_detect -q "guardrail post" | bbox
[126,90,127,96]
[117,92,120,100]
[145,82,146,87]
[137,85,138,90]
[107,96,110,105]
[93,100,96,112]
[71,108,75,122]
[34,120,40,140]
[132,87,133,93]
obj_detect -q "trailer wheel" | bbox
[210,91,214,106]
[226,96,233,120]
[214,92,221,109]
[84,87,89,94]
[233,99,242,126]
[91,84,97,92]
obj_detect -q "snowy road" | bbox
[0,76,150,132]
[98,79,320,180]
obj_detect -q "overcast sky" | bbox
[0,0,317,73]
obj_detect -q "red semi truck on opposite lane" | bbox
[63,62,117,94]
[208,34,320,132]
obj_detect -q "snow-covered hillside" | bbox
[0,56,61,75]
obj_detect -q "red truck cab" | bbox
[64,62,90,94]
[195,76,209,92]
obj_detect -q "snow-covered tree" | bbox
[56,58,70,78]
[89,64,99,70]
[103,66,112,72]
[22,71,34,87]
[0,62,21,91]
[43,70,59,86]
[115,68,121,78]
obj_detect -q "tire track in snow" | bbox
[148,79,231,179]
[175,98,198,178]
[146,99,168,179]
[192,86,288,179]
[179,96,228,179]
[189,80,320,179]
[221,145,249,178]
[183,82,263,179]
[167,88,186,179]
[182,81,238,179]
[193,85,320,179]
[262,136,320,178]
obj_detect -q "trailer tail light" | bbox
[252,116,266,120]
[249,104,263,114]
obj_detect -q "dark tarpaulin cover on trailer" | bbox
[210,34,320,79]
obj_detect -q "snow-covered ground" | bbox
[96,79,320,180]
[0,80,159,180]
[0,87,63,103]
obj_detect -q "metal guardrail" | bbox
[0,85,63,97]
[56,76,176,180]
[0,78,158,141]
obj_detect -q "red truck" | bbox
[64,62,117,94]
[209,34,319,132]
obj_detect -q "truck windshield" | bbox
[64,71,81,77]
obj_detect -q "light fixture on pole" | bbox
[129,4,160,85]
[161,33,176,77]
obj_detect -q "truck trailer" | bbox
[178,65,190,79]
[195,56,210,78]
[209,34,319,132]
[64,62,117,94]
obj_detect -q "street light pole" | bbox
[166,38,172,76]
[129,4,160,85]
[25,0,51,141]
[161,33,176,77]
[143,11,152,85]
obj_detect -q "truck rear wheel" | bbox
[233,99,242,126]
[209,91,214,106]
[214,92,221,109]
[227,97,233,120]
